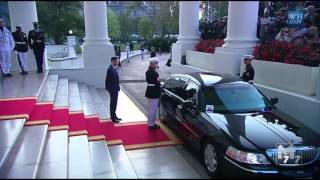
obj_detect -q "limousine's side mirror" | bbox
[270,97,279,105]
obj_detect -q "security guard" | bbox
[241,55,255,82]
[12,25,29,75]
[145,58,161,129]
[28,22,45,73]
[0,18,14,77]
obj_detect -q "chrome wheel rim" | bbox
[204,144,217,173]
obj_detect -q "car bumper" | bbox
[222,156,320,178]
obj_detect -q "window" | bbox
[183,80,198,101]
[164,77,187,98]
[202,82,273,113]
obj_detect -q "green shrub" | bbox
[146,37,177,52]
[75,44,82,54]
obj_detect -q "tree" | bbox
[107,8,120,40]
[138,17,153,40]
[37,1,84,45]
[118,12,134,42]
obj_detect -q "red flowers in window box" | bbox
[253,40,320,67]
[195,39,225,54]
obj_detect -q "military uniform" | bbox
[242,64,255,82]
[28,27,45,73]
[0,26,14,77]
[12,27,29,74]
[145,59,161,129]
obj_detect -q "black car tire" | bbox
[202,140,222,178]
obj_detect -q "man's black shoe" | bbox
[112,119,120,123]
[7,73,13,77]
[148,124,160,129]
[116,117,122,121]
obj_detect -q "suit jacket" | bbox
[28,29,45,50]
[105,65,120,94]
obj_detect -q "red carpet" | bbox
[49,107,69,131]
[68,112,88,136]
[86,116,106,141]
[26,102,53,126]
[0,97,37,120]
[100,121,183,150]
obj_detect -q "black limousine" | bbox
[159,72,320,178]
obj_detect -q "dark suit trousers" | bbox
[33,48,44,72]
[108,91,118,120]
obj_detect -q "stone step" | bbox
[38,74,59,102]
[37,130,68,179]
[0,119,26,170]
[78,83,96,116]
[88,86,109,120]
[89,140,117,178]
[97,88,111,121]
[0,125,48,178]
[68,80,82,112]
[109,145,138,179]
[68,135,94,178]
[54,77,69,107]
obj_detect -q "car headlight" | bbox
[226,146,271,165]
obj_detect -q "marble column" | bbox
[8,1,39,71]
[172,1,200,63]
[216,1,259,55]
[82,1,114,67]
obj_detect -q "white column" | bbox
[83,1,112,46]
[172,1,200,63]
[81,1,115,88]
[8,1,39,72]
[216,1,259,55]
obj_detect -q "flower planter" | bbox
[186,50,241,75]
[241,60,320,96]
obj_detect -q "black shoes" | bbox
[112,116,122,123]
[21,71,28,75]
[37,70,43,73]
[3,73,13,77]
[148,124,160,129]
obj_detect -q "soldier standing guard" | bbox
[28,22,45,73]
[12,25,29,75]
[145,58,161,129]
[241,55,255,82]
[0,18,15,77]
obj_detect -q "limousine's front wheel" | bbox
[202,140,221,177]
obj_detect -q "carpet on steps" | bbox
[0,97,37,120]
[25,102,53,126]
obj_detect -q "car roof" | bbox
[172,72,242,86]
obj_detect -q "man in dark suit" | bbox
[28,22,45,73]
[105,56,122,123]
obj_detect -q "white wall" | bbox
[186,50,242,75]
[240,60,320,97]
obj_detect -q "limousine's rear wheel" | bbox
[202,141,221,177]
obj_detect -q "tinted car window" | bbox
[183,80,198,101]
[164,77,187,98]
[202,82,273,113]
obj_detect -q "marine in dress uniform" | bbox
[145,58,161,129]
[0,18,15,77]
[28,22,45,73]
[241,55,255,82]
[105,56,122,123]
[12,25,29,75]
